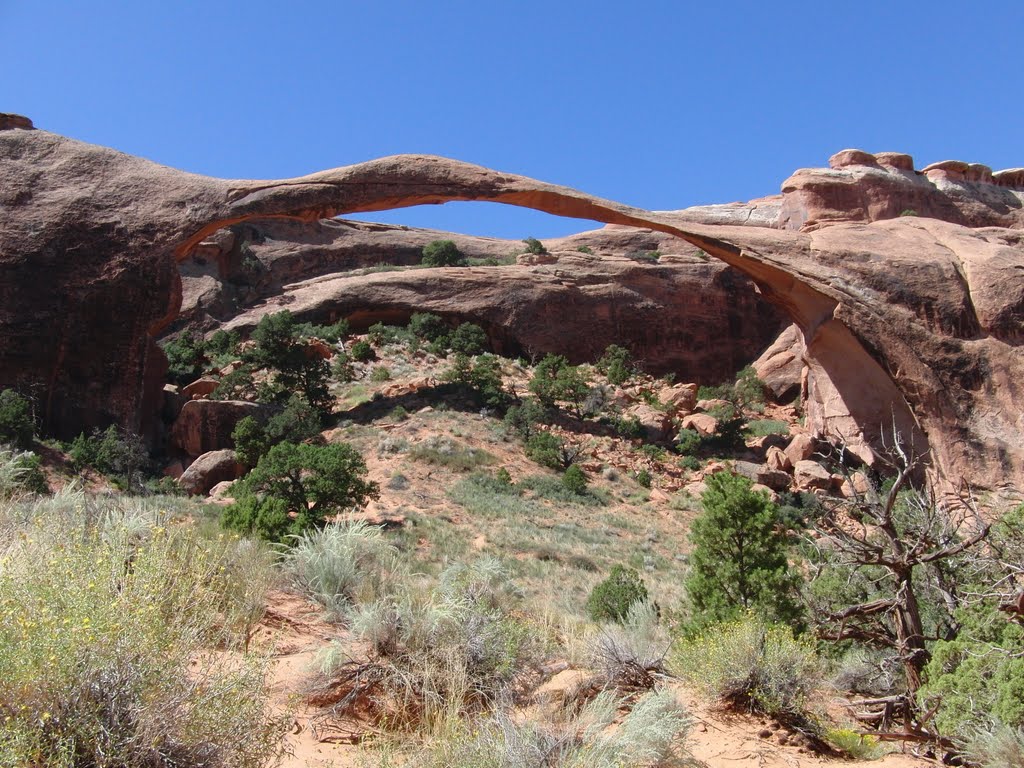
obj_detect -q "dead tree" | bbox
[805,433,989,728]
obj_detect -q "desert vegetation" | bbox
[3,311,1022,768]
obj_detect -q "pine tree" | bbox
[684,472,803,632]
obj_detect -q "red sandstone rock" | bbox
[0,129,1020,491]
[753,324,806,402]
[179,449,245,496]
[681,413,718,436]
[659,383,698,415]
[182,376,219,400]
[794,460,833,491]
[170,400,263,458]
[765,446,792,473]
[784,434,817,467]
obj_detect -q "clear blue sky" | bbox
[3,1,1022,238]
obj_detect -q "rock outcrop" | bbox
[1,118,1021,490]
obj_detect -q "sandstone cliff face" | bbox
[1,117,1020,490]
[217,250,784,382]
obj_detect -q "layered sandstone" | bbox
[1,118,1020,490]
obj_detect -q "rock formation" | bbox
[1,116,1021,490]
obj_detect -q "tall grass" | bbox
[405,689,690,767]
[0,491,284,767]
[284,520,401,618]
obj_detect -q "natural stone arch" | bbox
[2,124,1020,489]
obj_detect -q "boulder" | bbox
[681,413,718,436]
[784,434,817,466]
[794,460,833,491]
[696,398,732,413]
[753,324,806,402]
[659,383,698,415]
[179,449,245,496]
[732,461,793,492]
[765,445,793,473]
[182,376,219,400]
[624,403,673,442]
[208,480,237,501]
[170,400,263,458]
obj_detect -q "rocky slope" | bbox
[1,114,1021,489]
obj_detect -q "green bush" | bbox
[683,472,803,632]
[224,441,379,541]
[443,353,507,409]
[528,354,590,415]
[576,245,594,255]
[449,322,488,356]
[348,339,374,362]
[587,565,649,623]
[0,389,34,450]
[370,365,392,382]
[503,399,549,441]
[562,464,588,495]
[524,431,583,470]
[422,239,468,267]
[522,237,547,255]
[634,468,653,488]
[0,498,284,766]
[68,425,151,491]
[826,728,887,760]
[160,332,206,385]
[745,418,789,437]
[243,311,332,412]
[671,615,823,722]
[596,344,633,386]
[231,394,322,468]
[408,311,449,342]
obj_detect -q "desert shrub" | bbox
[389,405,410,421]
[522,237,547,255]
[284,521,401,618]
[529,355,590,415]
[580,600,669,698]
[678,454,701,471]
[370,365,392,382]
[562,464,588,495]
[68,425,151,491]
[0,498,284,767]
[231,393,322,467]
[576,244,594,255]
[331,351,356,381]
[367,322,411,348]
[422,239,468,267]
[826,728,887,760]
[963,722,1024,768]
[349,339,375,361]
[627,249,661,263]
[900,209,919,217]
[448,322,488,356]
[587,565,649,623]
[745,418,789,437]
[596,344,633,386]
[443,353,507,409]
[732,365,767,408]
[671,615,824,723]
[0,448,47,498]
[408,312,449,343]
[635,469,653,488]
[611,415,645,440]
[448,473,539,520]
[518,474,606,507]
[0,389,34,450]
[503,398,549,441]
[161,332,207,385]
[307,559,546,729]
[409,436,497,472]
[683,472,803,632]
[524,431,583,470]
[410,689,688,768]
[224,441,379,541]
